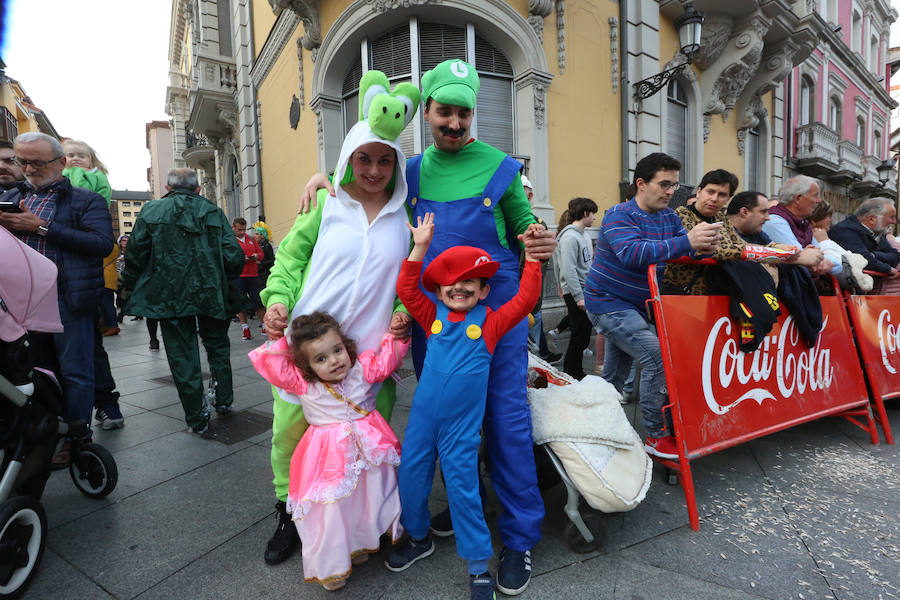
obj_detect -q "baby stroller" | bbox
[528,354,652,553]
[0,227,117,599]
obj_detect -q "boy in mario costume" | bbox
[387,212,542,600]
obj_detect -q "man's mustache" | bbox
[439,126,465,137]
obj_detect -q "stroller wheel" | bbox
[0,496,47,599]
[564,512,606,554]
[69,443,118,498]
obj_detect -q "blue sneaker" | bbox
[470,573,496,600]
[95,403,124,430]
[496,548,532,596]
[384,536,434,572]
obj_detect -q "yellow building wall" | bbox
[256,27,318,243]
[704,118,743,182]
[252,0,277,59]
[255,0,627,233]
[545,1,621,219]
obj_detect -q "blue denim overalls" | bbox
[404,153,543,551]
[398,302,493,561]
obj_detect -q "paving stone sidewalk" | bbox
[28,318,900,599]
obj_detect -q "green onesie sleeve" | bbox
[260,191,326,309]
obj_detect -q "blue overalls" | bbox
[398,303,493,562]
[405,154,544,552]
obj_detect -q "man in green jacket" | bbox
[121,168,244,434]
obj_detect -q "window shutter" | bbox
[746,128,760,190]
[370,25,411,77]
[476,76,514,154]
[418,23,466,71]
[666,80,689,183]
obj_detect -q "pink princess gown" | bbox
[249,333,408,585]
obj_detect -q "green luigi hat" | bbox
[421,59,480,109]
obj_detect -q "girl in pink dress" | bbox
[249,311,407,590]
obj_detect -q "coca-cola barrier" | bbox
[647,266,878,531]
[841,292,898,444]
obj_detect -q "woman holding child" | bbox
[256,72,419,587]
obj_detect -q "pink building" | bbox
[785,0,897,216]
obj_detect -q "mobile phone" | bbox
[0,201,22,213]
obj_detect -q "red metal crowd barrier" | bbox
[645,265,878,530]
[841,271,898,444]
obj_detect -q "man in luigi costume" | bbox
[405,60,552,596]
[301,59,556,595]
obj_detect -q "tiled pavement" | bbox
[27,318,900,599]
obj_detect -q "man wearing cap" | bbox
[301,59,555,595]
[408,60,553,595]
[388,212,542,599]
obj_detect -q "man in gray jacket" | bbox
[555,196,598,379]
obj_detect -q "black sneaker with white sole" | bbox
[429,507,454,537]
[384,536,434,572]
[496,548,532,596]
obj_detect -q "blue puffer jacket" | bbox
[0,177,114,314]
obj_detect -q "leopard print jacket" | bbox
[662,206,745,295]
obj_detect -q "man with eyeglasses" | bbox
[0,140,25,190]
[583,152,721,461]
[0,132,114,459]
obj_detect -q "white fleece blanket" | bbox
[528,374,635,449]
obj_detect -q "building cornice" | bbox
[251,10,300,88]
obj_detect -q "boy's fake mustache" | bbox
[445,288,475,297]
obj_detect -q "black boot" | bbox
[264,500,299,565]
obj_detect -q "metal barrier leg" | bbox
[871,391,895,445]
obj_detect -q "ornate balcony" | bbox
[794,122,839,177]
[187,55,238,138]
[851,154,883,196]
[831,140,863,185]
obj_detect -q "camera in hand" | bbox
[0,201,22,213]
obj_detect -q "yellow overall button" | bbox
[466,324,482,339]
[410,197,417,206]
[431,320,443,334]
[483,198,492,207]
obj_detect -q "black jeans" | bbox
[562,293,592,379]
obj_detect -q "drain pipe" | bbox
[619,0,630,201]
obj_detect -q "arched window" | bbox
[828,97,842,132]
[874,129,883,158]
[666,79,689,184]
[856,116,866,149]
[340,21,515,158]
[799,76,814,126]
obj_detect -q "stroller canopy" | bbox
[0,226,63,342]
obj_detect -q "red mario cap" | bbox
[422,246,500,290]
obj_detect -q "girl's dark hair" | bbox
[556,209,572,234]
[288,311,358,382]
[809,199,833,223]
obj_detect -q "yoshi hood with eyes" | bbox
[333,71,420,207]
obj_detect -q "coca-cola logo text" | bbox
[701,315,833,415]
[877,308,899,374]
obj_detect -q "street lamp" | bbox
[877,157,896,187]
[633,3,705,100]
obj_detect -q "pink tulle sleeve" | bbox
[359,333,410,384]
[248,337,309,394]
